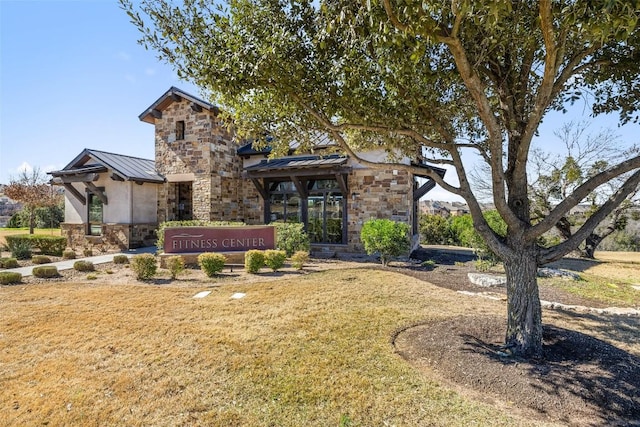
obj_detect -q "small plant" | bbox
[421,259,436,270]
[130,253,157,280]
[113,254,129,264]
[32,266,59,278]
[244,250,265,274]
[274,223,311,256]
[474,259,494,272]
[290,250,309,270]
[83,247,93,257]
[0,271,22,285]
[0,257,19,269]
[454,261,465,267]
[166,255,185,280]
[32,255,52,265]
[8,239,32,260]
[360,219,411,266]
[62,250,77,260]
[198,253,226,277]
[106,270,114,274]
[264,250,286,272]
[74,260,95,272]
[86,274,98,280]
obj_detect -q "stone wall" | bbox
[61,223,157,251]
[346,168,413,252]
[154,99,243,222]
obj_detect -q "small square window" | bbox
[176,120,185,140]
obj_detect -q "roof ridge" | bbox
[86,148,154,162]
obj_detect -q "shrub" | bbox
[0,271,22,285]
[264,250,287,272]
[86,274,98,280]
[83,248,93,257]
[421,259,436,270]
[274,223,310,256]
[62,250,76,260]
[360,219,411,266]
[0,257,19,269]
[197,253,226,277]
[7,238,32,260]
[166,256,185,279]
[32,266,59,278]
[32,255,52,264]
[244,250,265,274]
[130,253,157,280]
[4,234,66,256]
[420,214,452,245]
[74,260,95,272]
[290,251,309,270]
[113,254,129,264]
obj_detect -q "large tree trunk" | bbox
[504,244,543,358]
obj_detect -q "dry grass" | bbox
[2,268,547,427]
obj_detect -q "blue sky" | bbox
[1,0,637,203]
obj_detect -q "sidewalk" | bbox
[4,246,156,277]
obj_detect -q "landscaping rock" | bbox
[537,267,581,280]
[467,272,507,287]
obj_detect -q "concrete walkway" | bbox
[4,246,156,277]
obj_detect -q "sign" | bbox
[163,226,276,254]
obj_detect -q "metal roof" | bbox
[237,132,337,157]
[244,155,348,173]
[49,149,164,183]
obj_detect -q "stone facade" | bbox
[62,223,157,251]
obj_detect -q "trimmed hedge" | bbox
[165,255,185,279]
[131,253,157,280]
[5,234,66,256]
[32,266,59,278]
[74,260,95,272]
[264,250,286,272]
[32,255,52,265]
[113,254,129,264]
[0,271,22,285]
[197,253,226,277]
[290,251,309,270]
[245,250,265,274]
[0,257,19,269]
[62,250,77,260]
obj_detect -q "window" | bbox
[87,193,103,236]
[265,178,345,244]
[176,120,185,140]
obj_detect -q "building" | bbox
[52,87,443,253]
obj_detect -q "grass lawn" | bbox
[1,268,547,427]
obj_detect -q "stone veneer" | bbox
[62,223,157,251]
[154,99,243,223]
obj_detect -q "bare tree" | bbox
[4,168,61,234]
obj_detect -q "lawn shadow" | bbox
[546,257,602,273]
[410,245,476,266]
[461,324,640,425]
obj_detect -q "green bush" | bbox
[6,238,32,260]
[197,253,226,277]
[83,248,93,257]
[244,250,265,274]
[74,260,95,272]
[273,223,310,256]
[62,250,76,260]
[0,271,22,284]
[0,257,19,269]
[165,256,185,279]
[360,219,411,266]
[5,234,66,256]
[130,253,157,280]
[32,255,52,265]
[113,254,129,264]
[32,266,59,278]
[290,250,309,270]
[420,214,452,245]
[264,249,287,272]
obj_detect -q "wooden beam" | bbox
[151,109,162,119]
[250,178,269,200]
[84,182,108,205]
[63,184,86,205]
[191,102,203,112]
[290,176,308,198]
[110,173,125,181]
[55,173,100,183]
[246,167,351,180]
[334,173,348,196]
[170,93,182,102]
[414,179,436,201]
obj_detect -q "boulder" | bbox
[468,272,507,287]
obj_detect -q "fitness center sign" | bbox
[163,226,276,254]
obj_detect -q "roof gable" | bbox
[139,87,219,124]
[49,149,164,184]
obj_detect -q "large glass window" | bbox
[88,193,103,236]
[266,177,345,244]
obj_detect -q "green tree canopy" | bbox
[121,0,640,357]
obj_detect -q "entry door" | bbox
[176,182,193,220]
